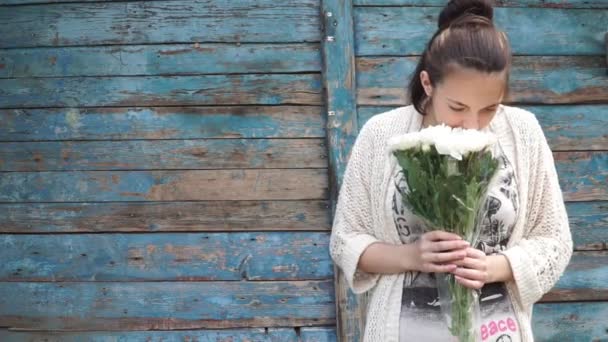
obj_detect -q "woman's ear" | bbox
[420,70,433,97]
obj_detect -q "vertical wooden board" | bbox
[0,44,322,78]
[0,106,326,141]
[0,328,298,342]
[0,0,321,48]
[322,0,365,341]
[0,281,336,330]
[0,232,334,281]
[533,302,608,341]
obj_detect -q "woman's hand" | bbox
[414,230,470,274]
[451,247,488,290]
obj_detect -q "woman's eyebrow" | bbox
[447,98,499,109]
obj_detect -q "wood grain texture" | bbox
[0,327,336,342]
[554,151,608,202]
[533,302,608,341]
[0,74,323,108]
[354,7,608,55]
[0,106,325,141]
[0,280,336,330]
[0,200,331,233]
[0,139,327,171]
[353,0,608,8]
[0,44,321,78]
[541,251,608,302]
[0,169,328,202]
[567,201,608,251]
[1,234,603,301]
[358,105,608,151]
[321,0,366,341]
[0,0,321,48]
[0,232,333,281]
[356,56,608,105]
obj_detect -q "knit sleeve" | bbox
[500,118,573,309]
[329,122,382,294]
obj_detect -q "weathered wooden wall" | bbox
[0,0,338,340]
[325,0,608,340]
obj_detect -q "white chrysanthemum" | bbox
[388,124,497,159]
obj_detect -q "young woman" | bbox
[328,0,573,341]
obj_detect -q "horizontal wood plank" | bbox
[0,106,325,141]
[0,232,332,281]
[554,151,608,202]
[353,0,608,8]
[0,44,321,78]
[5,0,603,7]
[0,169,328,202]
[0,328,312,341]
[533,302,608,341]
[358,105,608,151]
[356,56,608,105]
[0,280,336,330]
[0,200,331,233]
[354,7,608,55]
[0,0,321,48]
[541,251,608,302]
[0,139,327,171]
[0,327,337,341]
[567,201,608,251]
[0,74,322,108]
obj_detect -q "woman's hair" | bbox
[408,0,512,114]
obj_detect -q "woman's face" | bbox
[420,66,507,130]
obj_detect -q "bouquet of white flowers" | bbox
[388,124,500,342]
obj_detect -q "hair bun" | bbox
[438,0,494,29]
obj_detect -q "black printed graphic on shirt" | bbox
[392,151,521,342]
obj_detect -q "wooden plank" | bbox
[555,152,608,202]
[567,201,608,251]
[356,56,608,105]
[321,0,366,341]
[300,327,338,341]
[0,44,321,78]
[0,328,299,342]
[0,0,321,48]
[0,74,322,108]
[352,0,608,8]
[533,302,608,341]
[0,169,328,202]
[358,105,608,151]
[0,232,332,281]
[0,280,336,330]
[354,7,608,56]
[0,200,331,233]
[0,139,327,171]
[0,106,325,141]
[541,251,608,302]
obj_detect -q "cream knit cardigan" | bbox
[329,104,573,342]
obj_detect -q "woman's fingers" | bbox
[455,275,484,290]
[428,263,458,273]
[452,266,487,281]
[426,230,464,241]
[432,239,470,252]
